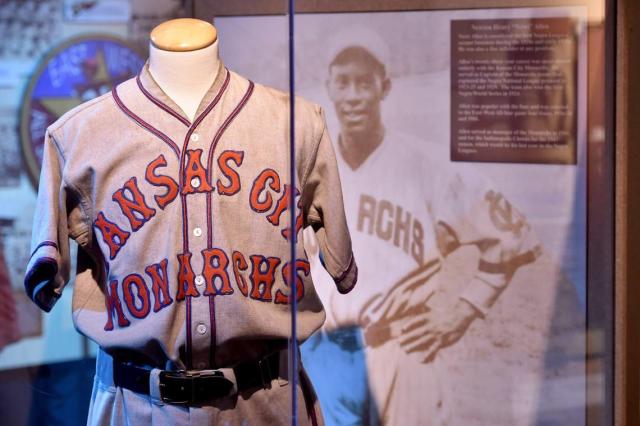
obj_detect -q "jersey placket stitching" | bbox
[111,86,181,157]
[112,71,231,370]
[204,80,255,367]
[176,70,230,370]
[136,74,191,127]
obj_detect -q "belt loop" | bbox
[217,368,238,395]
[149,368,164,406]
[258,357,273,389]
[277,349,290,387]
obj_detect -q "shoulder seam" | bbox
[47,131,66,164]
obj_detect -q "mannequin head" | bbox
[150,18,217,52]
[146,18,221,122]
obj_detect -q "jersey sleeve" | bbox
[24,129,80,312]
[302,109,357,294]
[430,164,541,316]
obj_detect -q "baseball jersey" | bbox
[303,129,540,425]
[24,59,357,374]
[313,129,540,330]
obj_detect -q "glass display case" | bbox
[209,0,614,424]
[0,0,626,424]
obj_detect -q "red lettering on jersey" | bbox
[232,251,249,297]
[249,255,281,302]
[112,177,157,231]
[104,279,131,331]
[267,185,300,226]
[122,273,151,319]
[145,155,179,209]
[202,248,233,295]
[216,150,244,196]
[281,198,304,241]
[94,211,131,260]
[182,149,213,194]
[274,259,310,304]
[145,258,173,312]
[249,168,280,213]
[176,252,199,301]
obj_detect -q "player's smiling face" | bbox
[327,61,389,135]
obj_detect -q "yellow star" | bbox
[38,49,112,118]
[92,49,110,84]
[39,97,83,118]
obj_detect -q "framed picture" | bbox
[207,1,613,424]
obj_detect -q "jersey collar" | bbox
[136,59,228,127]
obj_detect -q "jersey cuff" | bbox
[24,243,63,312]
[333,254,358,294]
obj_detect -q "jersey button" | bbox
[196,323,207,335]
[193,227,202,237]
[190,133,200,142]
[196,362,206,369]
[190,177,201,188]
[195,275,205,286]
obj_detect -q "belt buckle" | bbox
[159,369,233,405]
[159,370,192,405]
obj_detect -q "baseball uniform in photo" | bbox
[24,59,357,425]
[302,130,541,425]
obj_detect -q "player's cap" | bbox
[326,26,391,70]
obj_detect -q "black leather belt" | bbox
[113,351,282,405]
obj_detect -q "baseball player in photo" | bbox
[24,36,357,424]
[300,30,541,426]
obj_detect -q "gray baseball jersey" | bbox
[24,59,357,425]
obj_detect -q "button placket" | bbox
[183,125,213,371]
[134,65,233,373]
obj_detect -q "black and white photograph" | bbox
[217,6,588,425]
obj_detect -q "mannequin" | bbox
[26,14,355,426]
[148,18,220,122]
